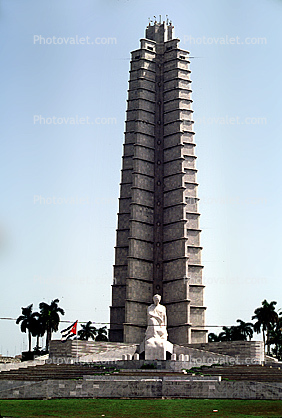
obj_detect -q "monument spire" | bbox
[145,17,174,43]
[110,21,207,345]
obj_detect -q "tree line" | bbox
[208,299,282,359]
[17,298,282,360]
[16,298,108,355]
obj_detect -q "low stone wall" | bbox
[0,357,21,364]
[49,340,264,365]
[187,341,264,365]
[46,358,222,371]
[0,355,48,372]
[173,345,237,366]
[50,341,242,366]
[1,376,282,400]
[49,340,138,361]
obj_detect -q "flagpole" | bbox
[61,321,78,363]
[76,321,78,364]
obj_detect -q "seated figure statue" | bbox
[144,294,173,360]
[145,294,167,341]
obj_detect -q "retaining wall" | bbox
[49,341,138,361]
[50,340,264,365]
[187,341,264,364]
[1,376,282,400]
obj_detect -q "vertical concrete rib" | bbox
[153,44,164,297]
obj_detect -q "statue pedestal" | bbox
[139,339,174,360]
[145,339,166,360]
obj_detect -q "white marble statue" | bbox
[144,294,173,360]
[145,294,167,341]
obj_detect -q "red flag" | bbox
[70,321,78,335]
[61,320,78,342]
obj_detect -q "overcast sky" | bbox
[1,0,281,355]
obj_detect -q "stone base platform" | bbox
[0,356,281,400]
[1,374,282,400]
[49,340,265,366]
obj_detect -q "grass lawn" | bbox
[1,399,282,418]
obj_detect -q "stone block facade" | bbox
[1,376,282,400]
[188,341,264,364]
[110,21,207,345]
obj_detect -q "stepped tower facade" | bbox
[110,20,207,345]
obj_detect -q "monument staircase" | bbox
[184,364,282,383]
[0,363,118,381]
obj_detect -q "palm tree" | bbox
[31,313,46,352]
[95,326,108,341]
[267,314,282,360]
[16,304,38,352]
[218,326,234,342]
[236,319,253,341]
[208,332,221,342]
[268,321,282,360]
[252,300,278,355]
[39,299,65,352]
[229,325,246,341]
[78,321,97,341]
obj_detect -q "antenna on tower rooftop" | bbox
[166,15,169,25]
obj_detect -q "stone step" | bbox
[184,364,282,382]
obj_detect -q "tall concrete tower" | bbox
[110,20,207,345]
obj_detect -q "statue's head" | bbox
[153,294,161,305]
